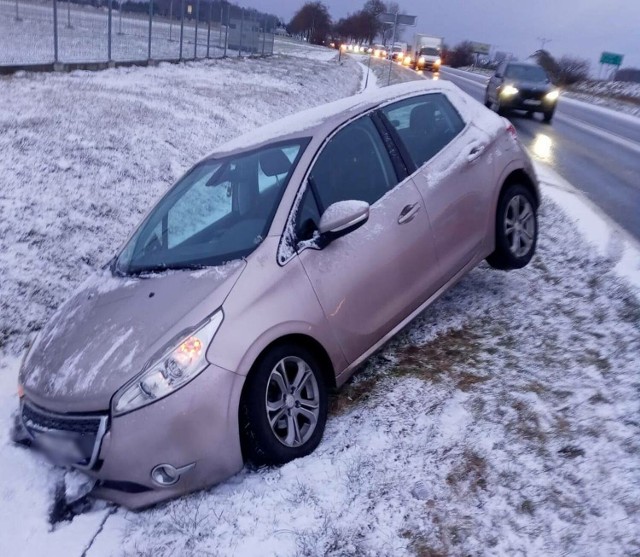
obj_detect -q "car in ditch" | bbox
[484,61,560,122]
[15,80,540,509]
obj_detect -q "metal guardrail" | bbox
[0,0,275,70]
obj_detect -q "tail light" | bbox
[505,120,517,140]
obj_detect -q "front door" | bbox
[294,115,440,364]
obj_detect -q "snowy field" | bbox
[0,0,284,64]
[1,52,640,557]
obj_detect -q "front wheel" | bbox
[240,344,328,465]
[487,184,538,270]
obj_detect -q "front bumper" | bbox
[500,93,556,112]
[20,363,246,509]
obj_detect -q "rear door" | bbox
[293,114,440,364]
[379,93,494,284]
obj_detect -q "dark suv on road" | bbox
[484,62,560,123]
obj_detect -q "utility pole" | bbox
[537,37,551,51]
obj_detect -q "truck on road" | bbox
[410,34,443,71]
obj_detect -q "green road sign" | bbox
[471,42,491,55]
[600,52,623,66]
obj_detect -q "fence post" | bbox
[169,0,173,41]
[66,1,71,28]
[206,1,212,58]
[238,8,243,57]
[52,0,59,63]
[118,1,122,34]
[15,0,21,21]
[179,0,185,59]
[193,0,199,59]
[148,0,153,60]
[261,18,265,56]
[107,0,112,62]
[223,5,228,57]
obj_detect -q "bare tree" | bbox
[288,2,332,44]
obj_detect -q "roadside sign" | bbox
[187,5,192,15]
[600,52,623,66]
[471,42,491,55]
[379,12,417,26]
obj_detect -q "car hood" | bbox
[21,261,246,413]
[510,80,552,93]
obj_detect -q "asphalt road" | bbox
[437,66,640,242]
[364,57,640,241]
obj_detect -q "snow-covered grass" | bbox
[1,52,640,557]
[0,0,271,65]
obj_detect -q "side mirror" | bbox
[317,200,369,246]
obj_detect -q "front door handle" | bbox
[398,202,421,224]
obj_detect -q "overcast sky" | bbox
[245,0,640,70]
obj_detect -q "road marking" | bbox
[440,70,640,155]
[554,113,640,155]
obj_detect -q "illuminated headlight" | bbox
[112,311,224,415]
[501,85,519,97]
[404,56,412,64]
[434,57,441,65]
[418,56,426,64]
[545,89,560,101]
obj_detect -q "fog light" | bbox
[151,462,195,487]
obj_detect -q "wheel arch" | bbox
[498,168,540,209]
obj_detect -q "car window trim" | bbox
[371,111,414,178]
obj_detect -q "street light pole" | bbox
[386,11,398,86]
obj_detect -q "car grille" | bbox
[519,89,546,101]
[21,401,107,469]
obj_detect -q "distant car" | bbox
[372,44,387,58]
[16,81,540,509]
[484,62,560,122]
[389,45,405,61]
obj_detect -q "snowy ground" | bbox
[1,52,640,556]
[0,0,281,64]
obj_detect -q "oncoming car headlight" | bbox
[418,56,426,64]
[545,89,560,101]
[112,311,223,415]
[501,84,519,97]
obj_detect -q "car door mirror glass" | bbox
[318,200,370,242]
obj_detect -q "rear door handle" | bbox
[467,145,485,163]
[398,202,421,224]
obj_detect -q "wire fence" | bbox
[0,0,275,67]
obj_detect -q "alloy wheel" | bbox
[265,356,320,447]
[504,194,535,257]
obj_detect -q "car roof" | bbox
[210,80,459,158]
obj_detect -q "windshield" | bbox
[419,47,439,56]
[115,140,307,275]
[505,64,549,82]
[392,46,403,53]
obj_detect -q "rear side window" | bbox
[380,93,465,168]
[309,115,397,211]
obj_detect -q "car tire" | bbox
[543,109,554,123]
[239,344,328,466]
[487,184,538,270]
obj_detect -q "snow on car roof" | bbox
[210,80,461,157]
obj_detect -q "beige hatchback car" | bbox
[16,80,539,509]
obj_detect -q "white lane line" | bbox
[554,112,640,155]
[440,71,640,155]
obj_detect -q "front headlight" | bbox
[112,311,224,416]
[545,89,560,101]
[501,84,519,97]
[418,56,426,64]
[434,57,441,65]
